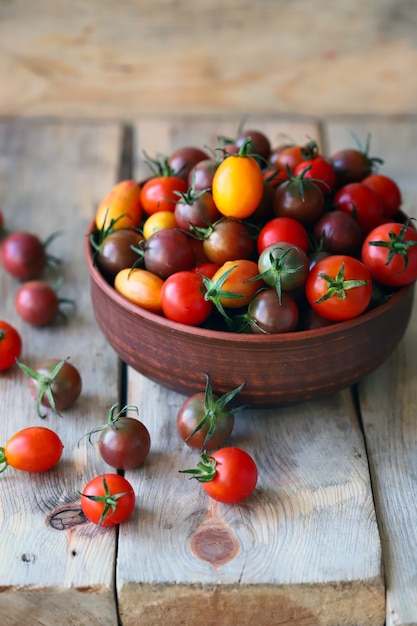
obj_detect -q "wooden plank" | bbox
[324,120,417,626]
[1,1,417,120]
[116,118,385,626]
[0,119,123,625]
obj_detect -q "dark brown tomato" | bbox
[312,210,363,256]
[28,359,82,413]
[248,289,298,334]
[144,228,195,278]
[176,392,235,451]
[188,159,220,192]
[98,417,151,470]
[236,129,271,162]
[274,178,325,226]
[168,146,210,181]
[203,218,255,265]
[330,147,382,188]
[1,231,47,280]
[174,191,221,231]
[96,229,144,282]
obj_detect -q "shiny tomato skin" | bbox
[362,174,402,218]
[140,176,188,215]
[144,229,195,279]
[202,447,258,504]
[312,210,363,256]
[0,321,22,371]
[203,218,254,265]
[247,289,298,334]
[176,393,234,450]
[29,359,82,412]
[114,268,164,313]
[14,280,59,326]
[142,211,177,239]
[81,474,135,527]
[1,231,46,280]
[333,182,383,234]
[235,128,271,161]
[95,229,144,282]
[188,159,219,192]
[4,427,63,472]
[294,156,336,195]
[257,217,309,255]
[168,146,209,181]
[330,148,376,187]
[210,260,264,308]
[361,222,417,287]
[274,178,325,225]
[174,191,220,231]
[95,180,143,231]
[98,417,151,470]
[212,154,264,219]
[160,271,213,326]
[305,255,372,321]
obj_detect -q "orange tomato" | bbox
[95,180,143,231]
[143,211,178,239]
[211,145,264,219]
[210,259,264,308]
[114,268,164,313]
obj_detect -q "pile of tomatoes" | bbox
[90,129,417,334]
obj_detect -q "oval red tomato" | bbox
[0,320,22,371]
[0,426,64,473]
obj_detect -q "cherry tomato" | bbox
[257,216,309,255]
[140,175,188,215]
[207,260,264,310]
[187,159,219,192]
[271,140,318,172]
[235,128,271,161]
[95,180,143,231]
[0,320,22,371]
[294,156,336,195]
[362,173,402,218]
[14,279,72,327]
[333,182,383,234]
[247,289,298,334]
[144,229,195,279]
[203,218,255,265]
[257,242,310,297]
[305,255,372,321]
[212,139,264,219]
[174,190,220,232]
[81,474,135,527]
[168,146,209,181]
[181,447,258,504]
[274,171,325,225]
[114,267,164,313]
[160,271,213,326]
[330,138,383,187]
[92,229,144,283]
[312,210,363,256]
[0,426,64,473]
[82,403,151,470]
[18,357,82,417]
[361,221,417,287]
[176,373,244,451]
[0,230,60,280]
[142,211,177,239]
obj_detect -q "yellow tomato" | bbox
[212,149,264,219]
[114,268,163,313]
[143,211,178,239]
[95,180,143,231]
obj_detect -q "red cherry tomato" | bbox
[0,427,64,473]
[0,320,22,371]
[333,182,383,234]
[141,176,188,215]
[81,474,135,526]
[257,217,309,255]
[362,173,402,218]
[160,271,213,326]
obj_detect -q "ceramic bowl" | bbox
[85,222,415,408]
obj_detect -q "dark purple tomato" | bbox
[188,159,220,192]
[203,218,255,265]
[312,210,363,256]
[330,142,383,188]
[14,280,60,326]
[1,231,47,280]
[236,128,271,162]
[274,176,325,225]
[168,146,210,181]
[174,191,221,231]
[99,416,151,470]
[144,229,195,278]
[95,229,143,282]
[247,289,298,334]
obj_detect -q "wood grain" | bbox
[324,120,417,626]
[1,0,417,119]
[0,120,122,625]
[115,118,385,625]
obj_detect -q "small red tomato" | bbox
[14,280,60,326]
[333,182,383,234]
[0,320,22,371]
[362,173,402,218]
[81,474,136,527]
[257,216,309,255]
[0,426,64,473]
[161,271,213,326]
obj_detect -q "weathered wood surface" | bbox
[115,119,386,626]
[0,120,122,625]
[326,121,417,626]
[1,0,417,119]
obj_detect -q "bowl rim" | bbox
[84,224,415,345]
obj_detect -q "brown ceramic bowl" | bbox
[85,222,415,408]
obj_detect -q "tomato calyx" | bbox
[143,151,181,178]
[367,220,417,272]
[250,246,304,303]
[79,402,139,446]
[184,373,245,451]
[41,230,63,269]
[201,265,245,320]
[284,164,330,198]
[80,474,134,526]
[179,452,218,483]
[17,357,71,418]
[0,447,9,473]
[315,262,369,303]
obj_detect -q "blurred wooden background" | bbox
[1,0,417,121]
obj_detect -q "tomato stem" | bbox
[367,219,417,271]
[0,447,8,473]
[314,262,368,303]
[179,453,217,483]
[16,357,70,418]
[81,474,134,526]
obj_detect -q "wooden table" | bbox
[0,115,416,626]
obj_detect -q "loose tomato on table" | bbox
[80,403,151,470]
[0,426,64,473]
[180,447,258,504]
[0,320,22,371]
[212,138,264,219]
[305,254,373,321]
[1,230,61,280]
[14,279,74,327]
[81,474,136,527]
[361,221,417,287]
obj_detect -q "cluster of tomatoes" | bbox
[91,129,417,335]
